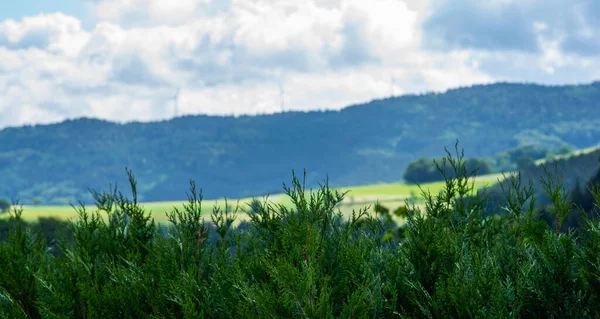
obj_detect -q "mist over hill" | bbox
[1,81,600,205]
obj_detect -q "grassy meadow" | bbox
[1,172,507,225]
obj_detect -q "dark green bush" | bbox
[516,155,536,170]
[556,143,574,156]
[0,198,10,214]
[404,156,491,184]
[1,144,600,318]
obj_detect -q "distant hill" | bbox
[485,145,600,213]
[1,81,600,205]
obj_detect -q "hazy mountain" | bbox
[1,81,600,205]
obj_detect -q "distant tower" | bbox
[390,75,395,97]
[279,83,285,112]
[172,88,180,118]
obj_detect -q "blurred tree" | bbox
[0,198,11,214]
[404,157,491,183]
[403,157,439,183]
[556,143,573,155]
[516,155,535,170]
[393,205,410,219]
[465,158,492,175]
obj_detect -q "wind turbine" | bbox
[390,75,396,97]
[279,83,285,113]
[172,87,180,118]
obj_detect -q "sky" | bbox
[0,0,599,129]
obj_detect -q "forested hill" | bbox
[486,146,600,211]
[2,81,600,205]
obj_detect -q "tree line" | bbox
[403,143,574,183]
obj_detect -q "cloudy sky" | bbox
[0,0,598,129]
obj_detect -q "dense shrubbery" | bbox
[403,156,491,183]
[1,145,600,318]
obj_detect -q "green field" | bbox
[3,146,594,226]
[0,173,506,225]
[0,197,272,225]
[337,172,505,196]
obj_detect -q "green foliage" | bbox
[393,205,410,219]
[487,147,600,212]
[0,204,46,319]
[404,156,491,183]
[466,158,492,175]
[516,155,536,170]
[556,143,574,156]
[491,144,554,172]
[2,144,600,317]
[373,201,390,216]
[403,157,440,183]
[0,198,10,214]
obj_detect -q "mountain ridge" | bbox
[4,80,599,132]
[1,80,600,205]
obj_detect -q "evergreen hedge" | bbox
[1,144,600,318]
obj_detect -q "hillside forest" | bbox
[1,81,600,205]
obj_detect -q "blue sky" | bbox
[0,0,86,24]
[0,0,598,129]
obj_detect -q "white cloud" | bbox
[0,0,598,129]
[91,0,211,26]
[0,13,89,56]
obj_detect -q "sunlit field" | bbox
[1,197,269,225]
[1,173,507,225]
